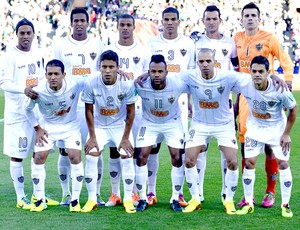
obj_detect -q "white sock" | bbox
[220,150,227,196]
[10,161,25,201]
[185,166,200,202]
[279,167,292,206]
[71,162,84,201]
[196,151,206,198]
[121,158,135,201]
[147,153,158,195]
[31,162,45,201]
[96,154,104,196]
[108,157,121,197]
[85,155,98,202]
[225,168,238,202]
[242,168,255,205]
[58,154,71,196]
[135,165,147,200]
[132,158,137,194]
[171,165,184,202]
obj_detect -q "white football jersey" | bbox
[148,33,196,76]
[81,74,137,128]
[183,68,247,125]
[135,76,189,123]
[0,46,44,124]
[24,77,84,128]
[53,35,104,108]
[195,34,237,70]
[103,40,151,79]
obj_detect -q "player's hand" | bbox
[84,137,99,154]
[134,72,149,88]
[35,127,48,147]
[118,138,134,158]
[117,69,130,81]
[24,86,39,99]
[269,74,288,92]
[280,134,291,155]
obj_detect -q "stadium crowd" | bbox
[1,0,300,66]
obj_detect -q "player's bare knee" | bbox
[33,154,45,164]
[185,157,196,168]
[171,155,183,167]
[278,160,289,170]
[245,159,255,169]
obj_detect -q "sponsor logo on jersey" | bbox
[90,52,97,60]
[168,95,175,104]
[45,103,53,106]
[18,65,26,69]
[65,53,72,56]
[199,101,219,109]
[252,111,271,119]
[217,85,225,94]
[133,56,140,64]
[154,49,162,53]
[256,43,263,51]
[100,107,119,116]
[180,49,187,56]
[150,109,169,117]
[222,49,228,56]
[268,100,276,107]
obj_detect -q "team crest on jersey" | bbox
[268,100,276,107]
[256,43,263,51]
[133,56,140,64]
[70,93,75,100]
[180,49,187,56]
[118,92,125,100]
[217,85,225,94]
[222,49,228,56]
[168,95,175,104]
[90,52,97,60]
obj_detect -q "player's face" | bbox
[250,63,269,90]
[71,13,89,37]
[100,60,118,85]
[117,18,135,40]
[149,62,168,89]
[241,9,260,31]
[45,66,66,91]
[202,11,221,34]
[16,25,34,51]
[197,51,215,79]
[161,13,180,35]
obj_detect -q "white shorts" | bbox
[3,121,35,159]
[135,117,185,149]
[34,122,82,153]
[185,121,237,149]
[244,136,290,161]
[132,111,142,145]
[90,126,134,154]
[178,94,188,134]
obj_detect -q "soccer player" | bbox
[23,59,84,212]
[103,14,151,207]
[53,7,105,206]
[0,18,55,210]
[182,48,240,214]
[146,6,195,206]
[235,55,297,218]
[234,2,294,208]
[81,50,137,214]
[193,5,239,203]
[134,54,188,212]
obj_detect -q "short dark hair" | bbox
[149,54,167,69]
[16,18,35,34]
[162,7,179,19]
[203,5,221,19]
[117,14,135,26]
[250,55,269,71]
[46,59,65,73]
[100,50,119,67]
[241,2,260,18]
[70,8,89,23]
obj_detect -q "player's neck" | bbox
[118,38,134,46]
[16,45,31,52]
[245,27,259,36]
[151,81,166,90]
[254,80,268,91]
[72,33,88,41]
[163,31,178,40]
[206,31,222,40]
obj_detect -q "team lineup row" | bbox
[0,3,297,217]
